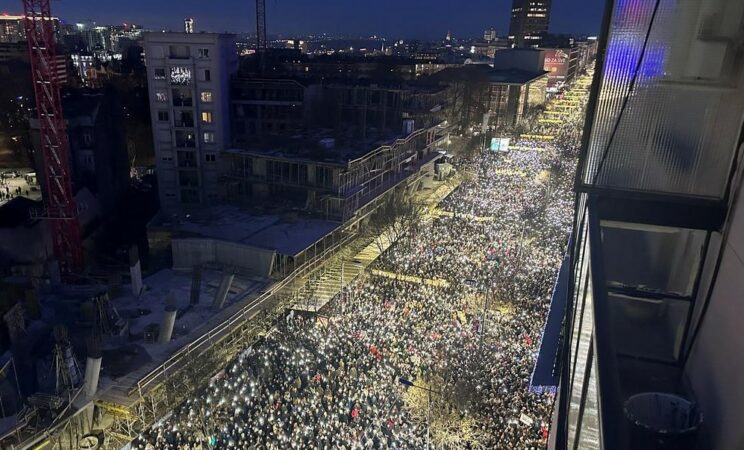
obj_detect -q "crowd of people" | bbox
[133,76,591,450]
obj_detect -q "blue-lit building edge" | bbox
[530,235,573,395]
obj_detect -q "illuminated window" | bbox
[200,91,213,103]
[201,111,213,123]
[170,66,192,85]
[203,131,215,143]
[155,90,168,102]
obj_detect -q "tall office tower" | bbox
[508,0,551,47]
[0,14,26,43]
[552,0,744,449]
[144,32,237,215]
[184,18,194,34]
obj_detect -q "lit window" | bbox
[200,91,213,102]
[170,66,192,85]
[155,90,168,102]
[203,131,215,143]
[201,111,213,123]
[154,68,166,80]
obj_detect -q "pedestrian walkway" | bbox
[291,176,462,312]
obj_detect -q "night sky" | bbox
[0,0,605,39]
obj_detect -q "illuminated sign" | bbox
[544,49,570,87]
[490,137,511,152]
[170,66,192,85]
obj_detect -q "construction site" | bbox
[0,1,461,448]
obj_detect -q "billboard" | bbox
[544,48,570,87]
[490,137,511,152]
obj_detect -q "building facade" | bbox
[508,0,552,48]
[144,32,238,214]
[552,0,744,449]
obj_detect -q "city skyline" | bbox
[0,0,604,39]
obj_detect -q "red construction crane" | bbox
[22,0,83,274]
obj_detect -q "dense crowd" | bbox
[134,78,590,450]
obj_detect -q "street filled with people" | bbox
[134,74,592,450]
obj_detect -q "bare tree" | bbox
[402,375,489,449]
[364,188,425,254]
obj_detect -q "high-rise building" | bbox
[550,0,744,449]
[144,32,238,214]
[0,13,60,43]
[0,14,25,43]
[508,0,551,48]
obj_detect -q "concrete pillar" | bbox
[212,274,235,310]
[83,355,102,398]
[129,245,143,297]
[159,307,177,344]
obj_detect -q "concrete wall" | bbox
[685,174,744,450]
[172,238,276,277]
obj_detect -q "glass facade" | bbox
[580,0,744,199]
[556,0,744,448]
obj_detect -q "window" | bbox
[154,68,166,80]
[150,46,164,59]
[197,48,210,58]
[201,111,213,123]
[161,155,173,162]
[203,131,215,143]
[205,153,217,162]
[202,69,211,81]
[200,91,213,103]
[170,66,192,85]
[172,88,193,107]
[157,111,169,122]
[155,90,168,102]
[168,45,190,59]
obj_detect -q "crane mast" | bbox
[22,0,83,275]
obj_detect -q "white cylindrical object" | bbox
[83,356,102,398]
[159,308,177,344]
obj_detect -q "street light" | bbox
[399,377,442,450]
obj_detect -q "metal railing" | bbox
[128,228,357,397]
[587,199,628,450]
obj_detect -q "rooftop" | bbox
[173,205,340,256]
[428,64,548,85]
[227,128,406,165]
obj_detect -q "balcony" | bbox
[555,1,744,449]
[558,196,711,450]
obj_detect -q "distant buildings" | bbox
[508,0,551,47]
[483,29,497,43]
[541,39,598,91]
[144,32,450,223]
[144,32,238,214]
[29,90,131,215]
[0,14,26,43]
